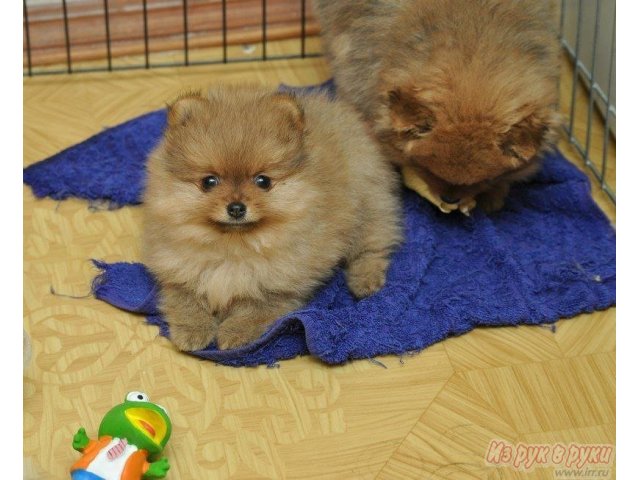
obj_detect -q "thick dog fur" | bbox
[142,85,402,351]
[313,0,562,212]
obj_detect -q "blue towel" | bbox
[24,81,616,367]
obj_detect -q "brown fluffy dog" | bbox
[142,85,402,351]
[313,0,562,212]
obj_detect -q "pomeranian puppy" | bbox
[313,0,562,213]
[142,85,402,351]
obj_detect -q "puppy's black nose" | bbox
[227,202,247,219]
[440,195,460,205]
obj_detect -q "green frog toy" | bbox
[70,391,172,480]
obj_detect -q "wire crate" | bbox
[560,0,616,203]
[22,0,321,75]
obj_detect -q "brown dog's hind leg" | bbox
[216,296,304,350]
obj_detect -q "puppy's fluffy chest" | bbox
[197,258,265,311]
[193,240,308,311]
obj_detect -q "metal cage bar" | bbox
[61,0,72,73]
[583,0,601,165]
[142,0,150,68]
[301,0,307,57]
[567,1,583,140]
[183,0,189,66]
[262,0,268,61]
[601,8,616,192]
[23,0,32,77]
[103,0,112,71]
[222,0,228,63]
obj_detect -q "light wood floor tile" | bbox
[553,310,616,358]
[444,324,565,372]
[376,372,519,479]
[462,352,615,434]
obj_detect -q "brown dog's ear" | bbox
[270,93,305,145]
[167,92,207,127]
[271,93,305,132]
[500,110,561,162]
[387,87,436,135]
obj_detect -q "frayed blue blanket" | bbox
[24,81,616,366]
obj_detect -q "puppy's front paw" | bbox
[170,323,217,351]
[458,197,477,216]
[216,319,264,350]
[437,202,458,214]
[346,256,389,299]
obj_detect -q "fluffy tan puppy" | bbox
[142,85,402,351]
[313,0,562,213]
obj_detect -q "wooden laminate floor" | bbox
[23,51,616,479]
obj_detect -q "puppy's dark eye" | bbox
[254,175,271,190]
[201,175,219,191]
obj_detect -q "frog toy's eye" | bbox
[126,391,149,402]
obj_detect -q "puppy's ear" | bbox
[270,93,305,144]
[387,87,435,135]
[500,110,562,162]
[271,93,305,132]
[167,92,207,128]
